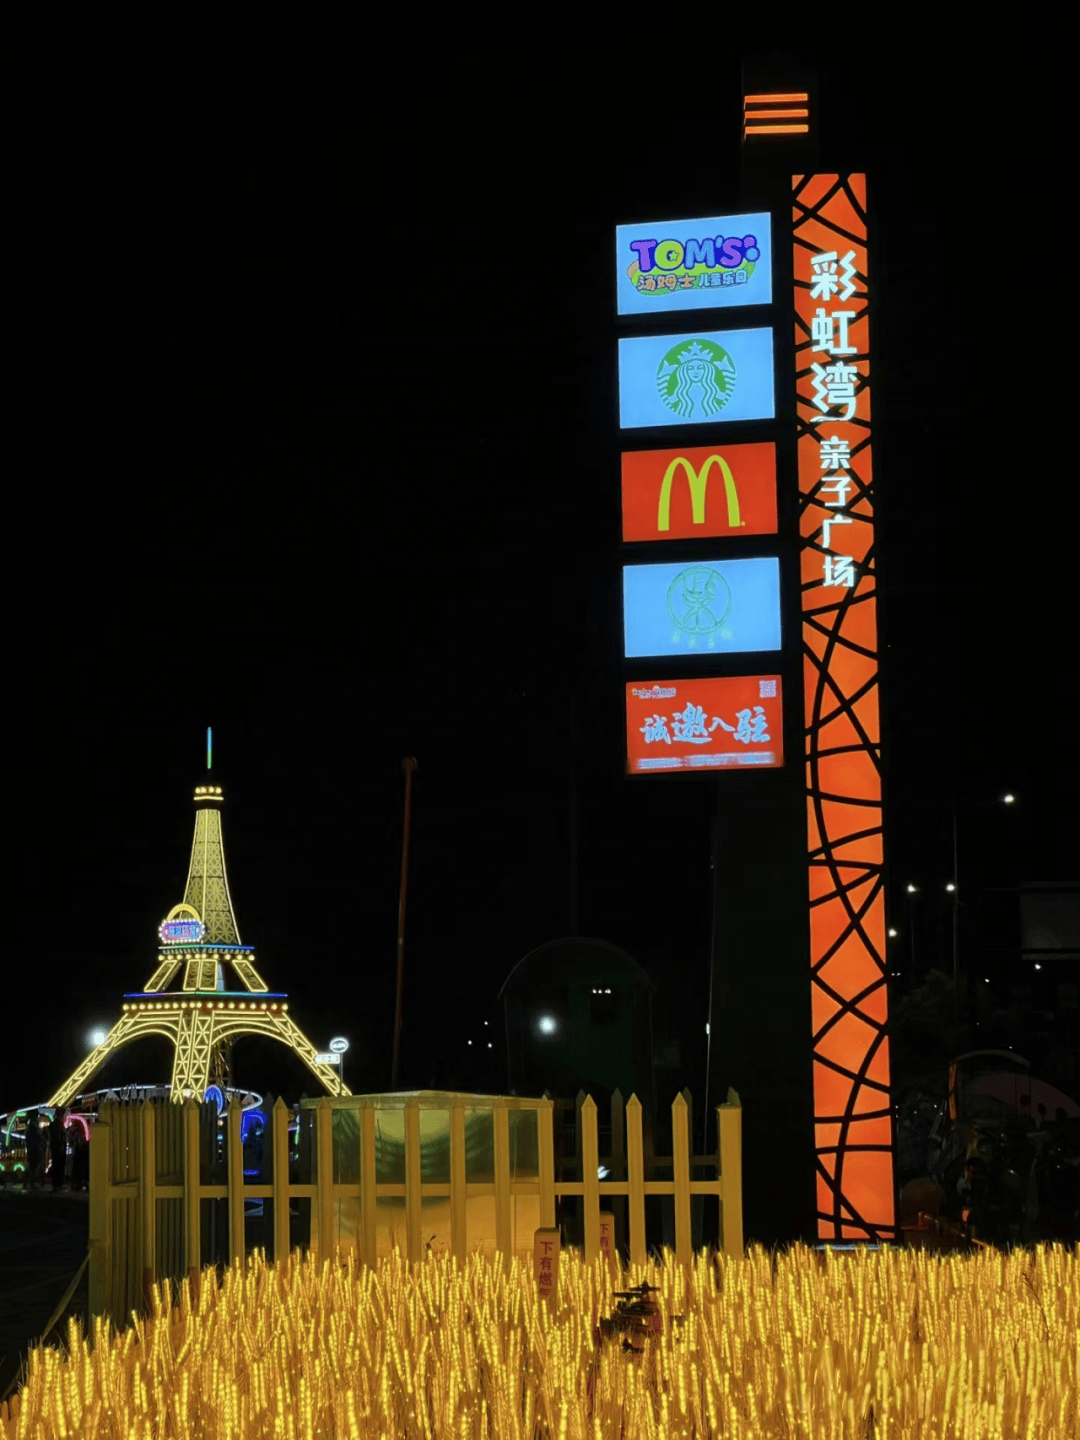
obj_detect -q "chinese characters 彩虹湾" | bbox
[808,248,862,590]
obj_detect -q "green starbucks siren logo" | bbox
[656,339,736,420]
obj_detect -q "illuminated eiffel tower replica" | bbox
[49,780,349,1106]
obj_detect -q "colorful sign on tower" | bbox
[613,173,896,1244]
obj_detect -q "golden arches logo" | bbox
[656,454,741,533]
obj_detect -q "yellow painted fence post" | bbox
[182,1099,200,1288]
[718,1088,743,1259]
[537,1097,555,1231]
[404,1098,422,1264]
[272,1097,290,1266]
[671,1092,692,1270]
[315,1097,333,1261]
[625,1094,646,1268]
[88,1104,113,1321]
[360,1101,377,1267]
[137,1101,156,1312]
[493,1100,512,1260]
[581,1095,599,1264]
[227,1103,244,1268]
[449,1097,467,1263]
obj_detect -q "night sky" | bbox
[9,44,1074,1125]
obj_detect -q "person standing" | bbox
[48,1112,67,1191]
[70,1122,90,1191]
[25,1116,44,1189]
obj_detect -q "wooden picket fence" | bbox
[89,1089,741,1326]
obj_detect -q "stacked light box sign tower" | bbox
[613,148,896,1240]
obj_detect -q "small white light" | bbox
[705,1022,710,1036]
[88,1028,108,1049]
[906,884,917,894]
[1035,963,1042,971]
[1003,794,1015,804]
[538,1015,557,1035]
[468,1040,472,1046]
[488,1043,492,1049]
[598,1166,609,1180]
[605,988,611,995]
[946,883,956,892]
[483,1021,489,1027]
[888,928,898,937]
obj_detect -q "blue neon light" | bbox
[124,991,287,998]
[241,1110,266,1144]
[204,1085,225,1114]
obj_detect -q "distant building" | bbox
[499,938,655,1119]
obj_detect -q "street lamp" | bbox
[903,887,919,977]
[329,1036,348,1094]
[887,928,898,937]
[951,791,1019,1025]
[88,1028,107,1049]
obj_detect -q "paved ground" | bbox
[0,1188,89,1400]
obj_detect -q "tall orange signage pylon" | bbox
[49,784,348,1106]
[793,173,896,1241]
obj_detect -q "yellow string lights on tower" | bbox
[48,783,348,1106]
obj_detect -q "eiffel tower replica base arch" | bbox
[49,784,349,1107]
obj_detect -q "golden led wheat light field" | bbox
[2,1242,1077,1438]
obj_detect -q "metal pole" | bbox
[392,758,418,1091]
[952,794,960,1015]
[702,807,719,1155]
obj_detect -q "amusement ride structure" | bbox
[47,779,348,1107]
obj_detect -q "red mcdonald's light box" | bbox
[626,674,783,775]
[621,441,777,543]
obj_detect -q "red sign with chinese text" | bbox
[621,442,777,543]
[625,675,783,775]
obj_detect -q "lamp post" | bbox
[329,1037,349,1095]
[951,795,960,1013]
[392,757,418,1091]
[950,792,1018,1030]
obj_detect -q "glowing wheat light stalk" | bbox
[1,1242,1076,1437]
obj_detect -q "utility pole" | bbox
[392,758,417,1091]
[952,795,962,1024]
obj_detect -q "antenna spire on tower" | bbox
[207,726,212,773]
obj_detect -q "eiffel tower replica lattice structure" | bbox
[49,781,349,1106]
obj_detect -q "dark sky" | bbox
[9,41,1074,1115]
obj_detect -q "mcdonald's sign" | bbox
[621,442,777,543]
